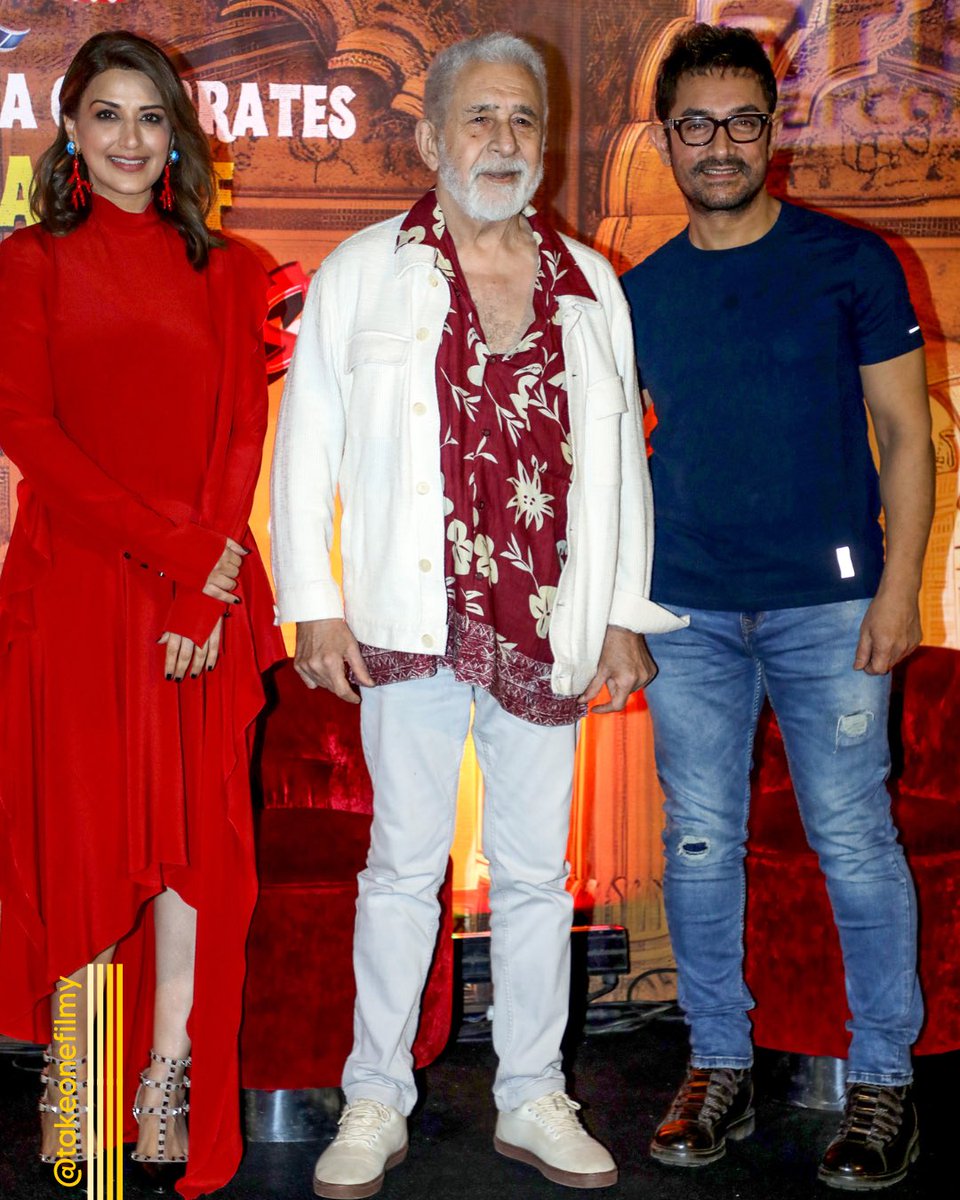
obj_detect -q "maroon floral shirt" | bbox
[359,191,596,726]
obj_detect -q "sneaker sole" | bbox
[493,1136,618,1189]
[313,1144,408,1199]
[649,1110,756,1167]
[817,1134,920,1191]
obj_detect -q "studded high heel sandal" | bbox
[38,1047,88,1172]
[131,1049,191,1189]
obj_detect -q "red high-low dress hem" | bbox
[0,196,284,1199]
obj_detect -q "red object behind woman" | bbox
[0,31,283,1199]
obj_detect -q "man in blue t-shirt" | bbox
[621,23,934,1191]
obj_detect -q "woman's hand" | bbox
[159,618,224,681]
[202,537,248,604]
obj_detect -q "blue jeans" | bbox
[645,599,922,1085]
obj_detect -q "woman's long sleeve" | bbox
[0,229,224,588]
[160,242,272,643]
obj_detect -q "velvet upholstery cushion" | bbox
[745,645,960,1057]
[253,656,375,814]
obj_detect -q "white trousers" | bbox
[342,667,577,1114]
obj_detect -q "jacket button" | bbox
[413,402,426,415]
[416,481,429,495]
[421,633,434,648]
[419,559,431,572]
[416,327,430,341]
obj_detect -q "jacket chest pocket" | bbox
[345,330,411,437]
[582,375,626,483]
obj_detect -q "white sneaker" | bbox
[313,1099,407,1199]
[494,1091,618,1189]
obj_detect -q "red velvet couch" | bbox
[240,660,453,1090]
[745,645,960,1058]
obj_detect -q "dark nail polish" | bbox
[165,673,172,681]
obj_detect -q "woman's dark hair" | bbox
[30,31,222,269]
[654,23,778,120]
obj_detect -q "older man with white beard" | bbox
[271,32,683,1198]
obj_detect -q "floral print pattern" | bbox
[359,190,595,726]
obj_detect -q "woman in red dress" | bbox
[0,31,283,1196]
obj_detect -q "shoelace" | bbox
[526,1092,589,1140]
[837,1086,905,1148]
[667,1069,741,1126]
[335,1100,393,1148]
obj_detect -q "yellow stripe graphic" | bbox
[85,964,94,1200]
[96,962,104,1200]
[116,965,124,1200]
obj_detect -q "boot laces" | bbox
[668,1068,741,1126]
[526,1092,588,1140]
[336,1099,394,1148]
[838,1085,904,1148]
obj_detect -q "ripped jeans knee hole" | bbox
[676,835,711,860]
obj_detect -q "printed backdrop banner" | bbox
[0,1,957,994]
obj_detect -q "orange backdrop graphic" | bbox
[0,0,957,995]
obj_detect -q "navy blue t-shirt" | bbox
[621,201,924,611]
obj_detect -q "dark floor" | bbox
[1,1018,951,1200]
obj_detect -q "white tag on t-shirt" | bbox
[836,546,855,579]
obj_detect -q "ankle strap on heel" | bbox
[148,1049,191,1069]
[131,1048,191,1165]
[43,1047,88,1068]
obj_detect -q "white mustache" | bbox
[469,156,530,182]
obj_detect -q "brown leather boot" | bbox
[818,1083,919,1190]
[650,1065,754,1166]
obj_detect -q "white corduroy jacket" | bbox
[270,213,685,696]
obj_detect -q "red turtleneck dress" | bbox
[0,195,284,1198]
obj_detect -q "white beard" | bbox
[438,147,543,223]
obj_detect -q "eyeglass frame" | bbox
[661,112,773,146]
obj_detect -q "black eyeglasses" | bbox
[662,113,772,146]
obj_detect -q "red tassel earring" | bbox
[65,141,91,210]
[158,148,179,211]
